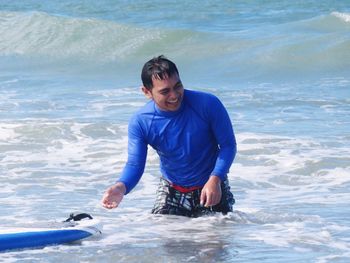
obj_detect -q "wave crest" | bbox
[0,11,164,62]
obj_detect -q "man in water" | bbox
[102,55,236,217]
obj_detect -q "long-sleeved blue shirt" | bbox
[118,89,236,194]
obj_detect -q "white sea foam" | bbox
[0,124,20,140]
[332,12,350,23]
[87,88,141,97]
[230,131,350,224]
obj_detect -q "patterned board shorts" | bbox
[151,177,235,217]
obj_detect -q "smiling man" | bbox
[102,55,237,217]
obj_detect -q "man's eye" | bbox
[175,85,182,90]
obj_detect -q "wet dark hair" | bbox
[141,55,179,90]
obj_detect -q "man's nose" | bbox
[168,89,178,98]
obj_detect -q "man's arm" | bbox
[101,116,148,209]
[209,97,236,180]
[201,95,236,207]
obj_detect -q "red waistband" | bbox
[170,183,202,193]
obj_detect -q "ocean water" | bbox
[0,1,350,262]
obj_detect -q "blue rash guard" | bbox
[118,89,237,194]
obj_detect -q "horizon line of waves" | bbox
[0,11,349,78]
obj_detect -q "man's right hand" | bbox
[101,182,126,209]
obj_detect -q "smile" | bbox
[167,98,179,104]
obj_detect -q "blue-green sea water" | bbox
[0,1,349,262]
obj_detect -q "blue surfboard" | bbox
[0,214,101,252]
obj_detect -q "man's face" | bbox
[142,74,184,112]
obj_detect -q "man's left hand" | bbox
[200,175,222,207]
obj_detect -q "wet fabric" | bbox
[118,89,236,194]
[151,177,235,217]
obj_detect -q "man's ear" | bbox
[141,86,153,99]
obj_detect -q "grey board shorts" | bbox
[151,177,235,218]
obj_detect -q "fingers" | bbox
[200,191,206,207]
[200,177,222,207]
[101,194,118,209]
[102,201,118,209]
[101,183,126,209]
[101,191,120,209]
[101,195,113,209]
[200,188,221,207]
[212,193,221,206]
